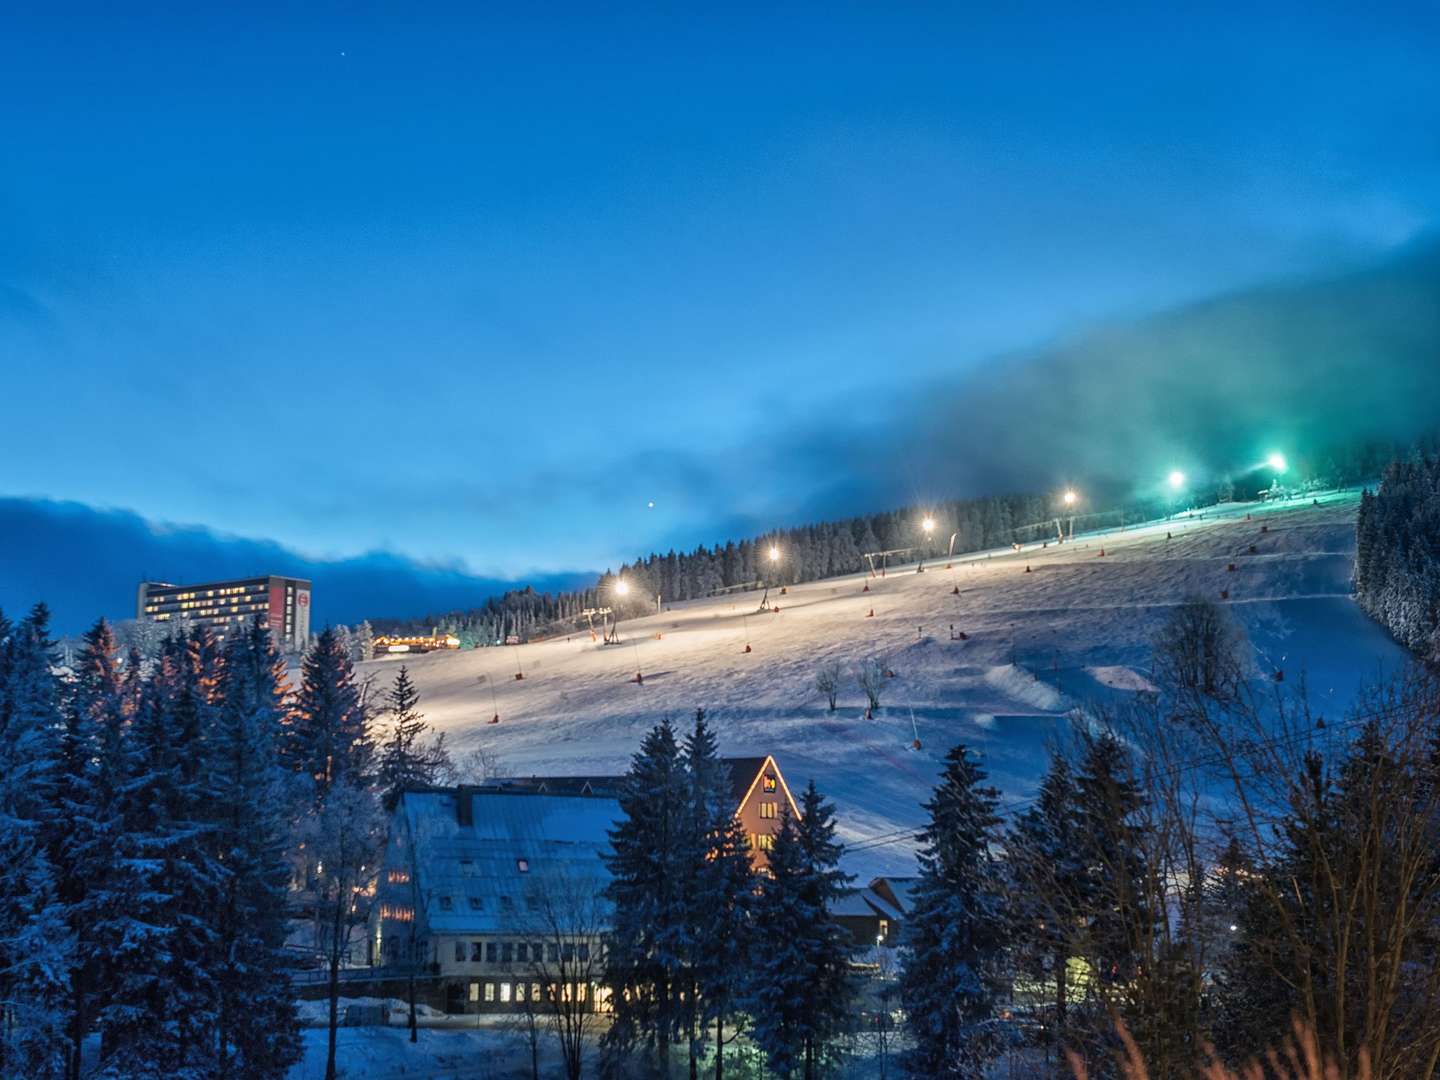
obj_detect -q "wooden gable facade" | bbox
[723,755,799,871]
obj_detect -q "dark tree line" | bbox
[602,710,855,1080]
[377,434,1405,646]
[0,608,456,1080]
[894,597,1440,1079]
[1357,451,1440,662]
[0,608,300,1080]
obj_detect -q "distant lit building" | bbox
[372,631,461,657]
[136,575,312,651]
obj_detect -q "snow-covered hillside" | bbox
[360,491,1405,877]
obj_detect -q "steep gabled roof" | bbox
[393,788,622,935]
[484,755,789,815]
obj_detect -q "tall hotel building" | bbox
[137,575,313,652]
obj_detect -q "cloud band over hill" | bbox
[0,497,594,634]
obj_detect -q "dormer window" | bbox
[516,858,530,873]
[763,775,777,793]
[439,896,453,911]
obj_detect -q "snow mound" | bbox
[1086,665,1159,694]
[982,663,1066,711]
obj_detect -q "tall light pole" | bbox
[918,517,936,572]
[1266,453,1287,500]
[760,543,781,609]
[607,578,629,644]
[1167,470,1185,520]
[1062,489,1078,542]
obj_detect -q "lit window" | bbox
[515,982,527,1003]
[469,982,479,1002]
[763,775,777,793]
[484,983,495,1002]
[500,983,511,1003]
[516,858,530,873]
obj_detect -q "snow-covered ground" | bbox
[361,491,1404,878]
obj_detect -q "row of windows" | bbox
[469,981,605,1007]
[748,832,775,851]
[452,939,592,965]
[757,801,780,819]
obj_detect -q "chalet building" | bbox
[830,876,916,948]
[369,785,622,1015]
[492,755,799,871]
[365,756,803,1016]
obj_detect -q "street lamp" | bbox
[1166,471,1185,520]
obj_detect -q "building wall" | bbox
[138,574,311,651]
[734,757,799,871]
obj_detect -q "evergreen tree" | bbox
[376,666,449,810]
[1005,753,1084,1040]
[50,619,124,1080]
[900,745,1009,1077]
[95,635,222,1079]
[602,719,690,1076]
[1072,730,1151,1011]
[289,626,371,803]
[0,606,72,1078]
[682,711,755,1080]
[746,782,854,1080]
[209,620,302,1078]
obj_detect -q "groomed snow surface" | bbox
[359,491,1403,881]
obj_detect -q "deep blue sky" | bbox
[3,3,1439,616]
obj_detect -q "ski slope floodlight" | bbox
[1168,470,1186,490]
[922,517,936,534]
[1267,453,1287,473]
[1063,490,1078,507]
[614,579,630,596]
[768,545,780,562]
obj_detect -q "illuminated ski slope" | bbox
[360,491,1404,876]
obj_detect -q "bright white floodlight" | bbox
[921,517,935,534]
[614,579,630,596]
[768,545,780,562]
[1267,452,1287,473]
[1168,470,1185,490]
[1063,490,1078,507]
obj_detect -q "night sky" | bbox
[3,4,1439,629]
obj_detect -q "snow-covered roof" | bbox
[395,788,622,935]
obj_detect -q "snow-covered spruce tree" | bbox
[601,718,690,1077]
[682,710,756,1080]
[95,632,223,1079]
[376,665,451,810]
[208,619,301,1079]
[288,625,372,804]
[899,744,1009,1078]
[1004,752,1084,1045]
[47,619,125,1080]
[1354,453,1440,658]
[746,782,854,1080]
[1069,728,1152,1046]
[0,605,73,1079]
